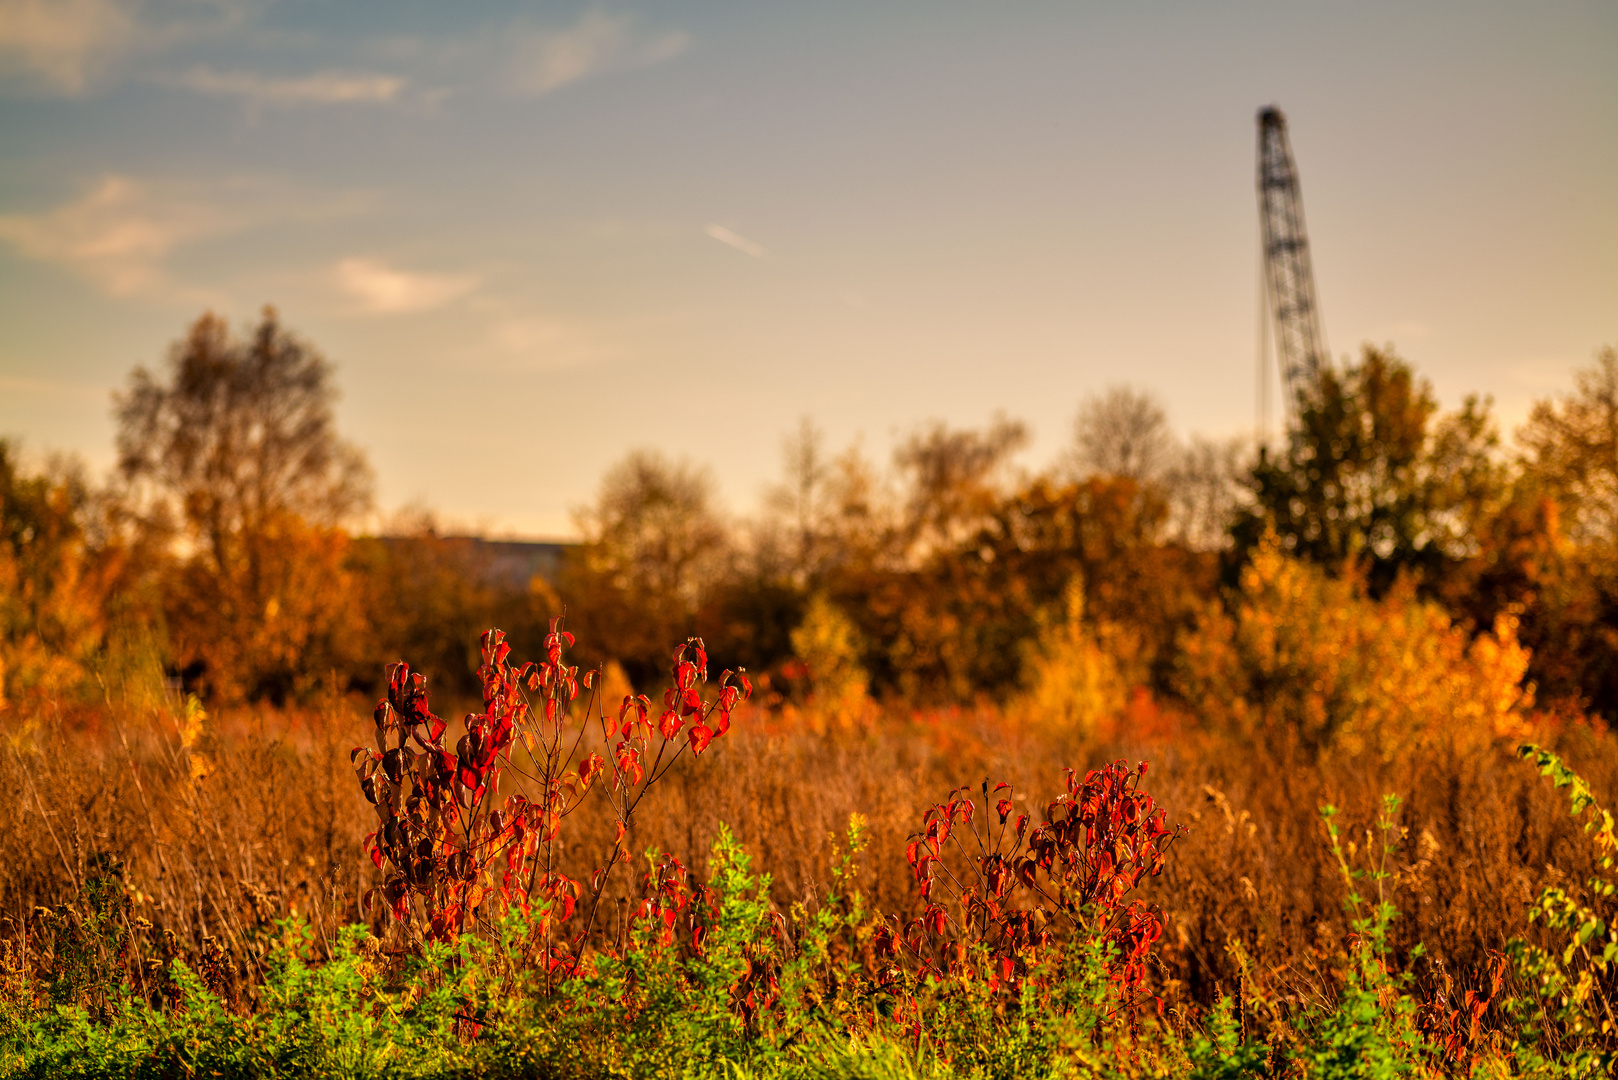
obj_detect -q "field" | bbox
[1,619,1615,1077]
[3,328,1618,1077]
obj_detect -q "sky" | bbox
[1,0,1614,538]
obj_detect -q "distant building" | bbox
[449,538,574,590]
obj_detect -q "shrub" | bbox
[1176,534,1532,756]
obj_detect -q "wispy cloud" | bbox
[334,257,478,314]
[0,0,135,94]
[0,0,251,96]
[705,223,767,259]
[173,65,405,107]
[0,173,376,300]
[508,10,688,96]
[0,175,226,295]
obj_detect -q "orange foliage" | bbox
[1177,533,1533,756]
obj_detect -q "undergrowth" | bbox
[0,630,1614,1078]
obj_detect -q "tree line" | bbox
[3,308,1616,719]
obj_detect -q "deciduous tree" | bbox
[114,308,372,700]
[564,450,730,687]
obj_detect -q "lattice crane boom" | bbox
[1256,106,1330,422]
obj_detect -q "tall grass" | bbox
[1,648,1614,1075]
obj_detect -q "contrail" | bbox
[704,223,766,258]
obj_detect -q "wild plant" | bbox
[1310,796,1426,1077]
[1502,743,1618,1074]
[351,621,751,970]
[879,760,1185,1047]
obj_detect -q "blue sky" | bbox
[1,0,1614,536]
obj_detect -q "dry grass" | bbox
[4,682,1611,1021]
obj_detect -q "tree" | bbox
[1510,345,1618,716]
[763,417,834,586]
[114,308,372,700]
[1176,535,1532,757]
[348,511,560,705]
[1518,345,1618,551]
[1064,386,1175,486]
[893,413,1027,554]
[117,309,372,539]
[0,444,103,710]
[1233,346,1503,594]
[1163,434,1248,551]
[564,450,730,686]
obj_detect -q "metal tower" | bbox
[1256,106,1329,425]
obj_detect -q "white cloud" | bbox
[509,10,688,95]
[0,0,135,93]
[0,175,226,294]
[705,223,766,259]
[173,65,405,106]
[334,257,478,314]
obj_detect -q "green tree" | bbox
[1234,346,1504,595]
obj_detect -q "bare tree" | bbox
[1519,345,1618,550]
[1163,434,1249,550]
[1064,386,1175,485]
[894,414,1028,552]
[764,417,833,582]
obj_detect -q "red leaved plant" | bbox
[1416,951,1508,1069]
[878,760,1184,1019]
[352,622,750,965]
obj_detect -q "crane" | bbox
[1256,105,1330,431]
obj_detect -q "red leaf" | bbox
[615,743,644,786]
[658,709,682,740]
[688,723,714,755]
[580,752,605,786]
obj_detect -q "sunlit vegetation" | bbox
[2,311,1617,1076]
